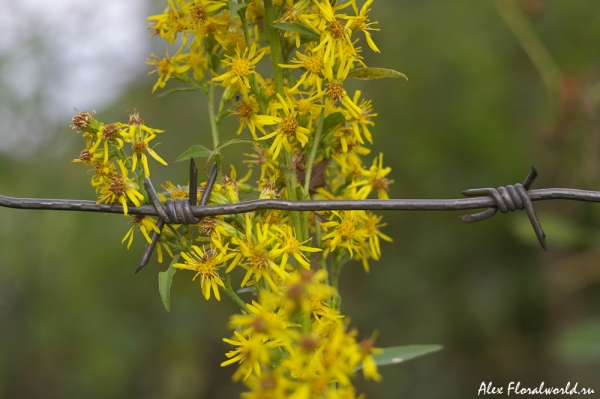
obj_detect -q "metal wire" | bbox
[3,164,600,270]
[135,160,217,272]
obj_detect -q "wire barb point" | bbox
[135,162,218,273]
[460,168,547,250]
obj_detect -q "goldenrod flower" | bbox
[147,46,191,92]
[231,94,267,139]
[358,331,384,381]
[361,211,393,261]
[174,244,236,300]
[122,215,161,249]
[345,89,377,145]
[221,331,284,380]
[161,181,188,200]
[212,43,265,92]
[279,48,325,91]
[89,123,125,165]
[308,0,355,63]
[229,294,298,336]
[349,153,393,199]
[72,148,102,167]
[270,225,321,270]
[256,94,311,159]
[121,111,168,178]
[322,57,363,117]
[227,215,287,290]
[348,0,380,53]
[321,211,369,257]
[243,145,278,180]
[96,160,145,215]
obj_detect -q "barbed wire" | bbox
[2,160,600,272]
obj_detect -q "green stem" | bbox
[264,0,285,95]
[264,0,305,246]
[207,81,222,182]
[223,277,250,313]
[303,109,325,195]
[281,150,305,245]
[493,0,562,101]
[331,256,342,292]
[314,214,327,277]
[239,7,265,113]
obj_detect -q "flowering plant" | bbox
[70,0,440,397]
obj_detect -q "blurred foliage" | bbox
[1,0,600,397]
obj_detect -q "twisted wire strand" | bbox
[135,161,217,272]
[460,167,546,249]
[5,188,599,214]
[3,165,600,270]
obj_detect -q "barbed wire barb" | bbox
[4,164,600,269]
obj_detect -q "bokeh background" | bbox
[1,0,600,397]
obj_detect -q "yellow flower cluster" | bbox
[70,0,399,397]
[223,270,384,398]
[71,110,167,215]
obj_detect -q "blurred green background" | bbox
[1,0,600,397]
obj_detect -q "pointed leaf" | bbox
[237,286,257,294]
[322,112,346,134]
[228,0,248,15]
[273,22,320,41]
[347,67,408,81]
[175,145,213,162]
[355,345,442,370]
[158,255,180,312]
[156,87,203,98]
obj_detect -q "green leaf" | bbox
[322,112,346,134]
[158,255,179,312]
[355,345,442,370]
[273,22,320,41]
[175,145,213,162]
[156,87,202,98]
[228,0,248,15]
[347,67,408,81]
[236,286,257,294]
[206,138,255,164]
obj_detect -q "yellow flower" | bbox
[221,331,284,381]
[348,0,380,53]
[349,153,393,199]
[174,244,236,300]
[322,57,363,117]
[121,112,168,178]
[227,215,288,290]
[258,178,280,200]
[321,211,369,257]
[256,94,311,159]
[243,144,278,180]
[229,293,299,336]
[161,181,189,200]
[122,215,161,249]
[270,225,321,270]
[232,94,267,139]
[147,0,188,44]
[96,160,145,215]
[147,45,191,92]
[307,0,355,63]
[358,331,384,381]
[89,123,125,165]
[72,148,102,167]
[345,89,377,145]
[279,48,325,91]
[361,211,392,261]
[212,43,265,92]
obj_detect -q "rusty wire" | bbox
[2,160,600,271]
